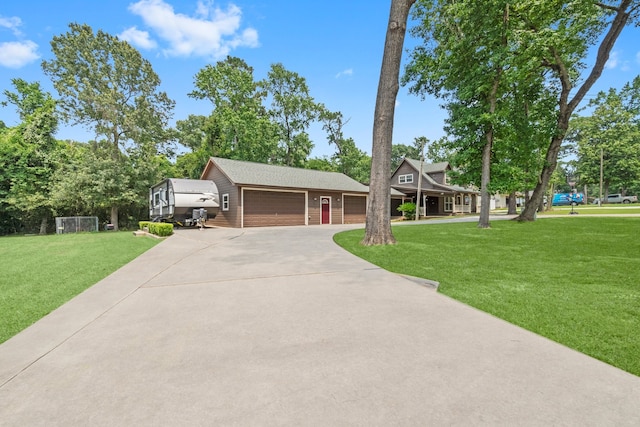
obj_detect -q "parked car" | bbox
[552,193,585,206]
[593,194,638,204]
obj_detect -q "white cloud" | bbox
[605,51,619,69]
[335,68,353,78]
[0,40,39,68]
[128,0,259,59]
[119,26,158,50]
[0,15,23,37]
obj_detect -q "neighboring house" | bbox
[200,157,372,228]
[390,158,478,217]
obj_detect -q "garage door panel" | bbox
[343,195,366,224]
[244,190,305,227]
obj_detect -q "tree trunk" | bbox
[39,216,48,235]
[518,1,633,221]
[478,137,492,228]
[110,206,119,231]
[362,0,415,246]
[507,190,517,215]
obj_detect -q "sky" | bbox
[1,0,640,159]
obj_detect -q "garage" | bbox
[243,190,306,227]
[343,195,367,224]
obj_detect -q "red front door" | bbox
[321,197,330,224]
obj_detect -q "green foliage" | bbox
[188,57,278,164]
[139,221,173,237]
[335,217,640,376]
[261,63,322,167]
[397,202,416,220]
[0,232,160,343]
[42,23,175,229]
[569,76,640,195]
[0,79,62,234]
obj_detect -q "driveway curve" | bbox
[1,224,639,426]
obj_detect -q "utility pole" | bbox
[599,148,604,207]
[415,143,425,221]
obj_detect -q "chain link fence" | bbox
[55,216,99,234]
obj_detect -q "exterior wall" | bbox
[429,171,446,185]
[202,167,241,228]
[392,163,418,189]
[308,191,343,225]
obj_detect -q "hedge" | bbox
[138,221,173,237]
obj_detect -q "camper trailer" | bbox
[149,178,219,226]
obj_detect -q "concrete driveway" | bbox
[1,224,639,426]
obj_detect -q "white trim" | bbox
[240,187,308,228]
[320,196,332,224]
[399,173,414,184]
[222,193,229,211]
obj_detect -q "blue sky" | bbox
[1,0,639,159]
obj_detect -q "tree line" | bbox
[0,23,425,235]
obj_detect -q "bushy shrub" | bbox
[397,202,416,220]
[138,221,173,237]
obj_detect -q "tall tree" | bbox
[405,0,523,228]
[517,0,640,221]
[42,23,175,230]
[320,109,371,182]
[0,79,61,234]
[261,63,320,167]
[362,0,415,246]
[569,78,640,196]
[189,56,277,163]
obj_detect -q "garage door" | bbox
[243,190,306,227]
[343,195,367,224]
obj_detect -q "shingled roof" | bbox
[203,157,371,193]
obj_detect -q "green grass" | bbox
[0,232,161,344]
[334,217,640,377]
[492,206,640,215]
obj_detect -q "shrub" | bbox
[397,202,416,220]
[139,221,173,237]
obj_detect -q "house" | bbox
[200,157,372,228]
[390,158,478,217]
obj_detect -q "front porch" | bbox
[392,191,477,218]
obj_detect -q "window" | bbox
[398,174,414,184]
[444,196,453,212]
[153,191,161,207]
[456,195,462,206]
[222,194,229,211]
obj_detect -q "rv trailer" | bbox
[149,178,219,227]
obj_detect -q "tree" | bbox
[42,23,175,230]
[320,109,371,182]
[189,56,278,164]
[570,79,640,196]
[406,0,529,228]
[261,63,321,167]
[0,79,61,234]
[517,0,640,221]
[362,0,415,246]
[391,138,423,171]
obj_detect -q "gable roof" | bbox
[392,158,477,194]
[402,158,450,174]
[203,157,371,193]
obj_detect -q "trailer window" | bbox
[154,191,161,207]
[222,194,229,211]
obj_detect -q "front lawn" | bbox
[334,217,640,377]
[0,232,161,344]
